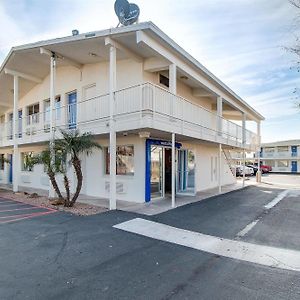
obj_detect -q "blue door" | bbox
[292,161,297,173]
[68,92,77,129]
[292,146,298,157]
[8,154,13,183]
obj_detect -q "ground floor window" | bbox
[105,145,134,176]
[278,160,288,168]
[267,160,275,167]
[21,152,34,172]
[0,154,5,170]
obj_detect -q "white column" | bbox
[49,55,56,198]
[256,121,262,182]
[109,45,117,210]
[12,75,19,192]
[217,96,223,135]
[171,133,176,208]
[242,112,246,187]
[218,143,222,193]
[169,64,177,94]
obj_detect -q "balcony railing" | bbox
[0,82,258,149]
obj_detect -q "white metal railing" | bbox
[0,82,258,149]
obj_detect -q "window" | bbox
[27,103,40,124]
[44,96,61,123]
[277,146,289,153]
[105,145,134,176]
[264,147,275,153]
[21,152,34,172]
[0,154,5,170]
[278,160,288,168]
[159,74,169,88]
[267,160,275,167]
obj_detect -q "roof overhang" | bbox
[0,21,264,121]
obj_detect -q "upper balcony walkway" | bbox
[0,82,258,150]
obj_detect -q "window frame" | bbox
[104,145,135,176]
[21,152,34,172]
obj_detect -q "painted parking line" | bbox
[0,207,42,213]
[114,218,300,272]
[0,198,57,224]
[236,190,290,238]
[236,219,260,238]
[0,211,56,224]
[264,190,289,209]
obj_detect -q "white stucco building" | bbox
[0,22,264,209]
[261,140,300,173]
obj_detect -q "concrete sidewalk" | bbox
[79,180,252,215]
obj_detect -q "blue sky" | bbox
[0,0,299,142]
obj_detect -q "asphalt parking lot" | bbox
[1,176,300,299]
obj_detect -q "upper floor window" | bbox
[27,103,40,124]
[105,145,134,176]
[159,74,169,88]
[44,96,61,123]
[21,152,34,172]
[264,147,275,153]
[277,146,289,153]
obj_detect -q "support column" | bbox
[109,45,117,210]
[49,55,56,198]
[218,143,222,193]
[171,133,176,208]
[12,75,19,192]
[256,121,262,182]
[217,96,223,135]
[169,64,177,94]
[242,112,246,187]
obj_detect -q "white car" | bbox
[236,165,254,176]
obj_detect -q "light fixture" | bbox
[139,131,150,138]
[89,52,99,57]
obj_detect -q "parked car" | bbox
[254,163,271,173]
[236,166,254,177]
[247,164,258,175]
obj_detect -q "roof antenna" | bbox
[114,0,140,27]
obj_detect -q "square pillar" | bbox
[49,55,56,198]
[256,121,262,182]
[218,144,222,193]
[109,45,117,210]
[242,112,246,187]
[171,133,176,208]
[13,76,19,192]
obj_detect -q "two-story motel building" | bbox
[261,140,300,173]
[0,22,264,209]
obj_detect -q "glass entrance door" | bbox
[150,146,164,199]
[177,150,195,194]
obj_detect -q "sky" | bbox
[0,0,299,143]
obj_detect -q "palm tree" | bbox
[55,130,101,207]
[28,148,66,202]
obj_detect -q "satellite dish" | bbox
[114,0,140,26]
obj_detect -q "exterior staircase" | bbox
[222,149,236,177]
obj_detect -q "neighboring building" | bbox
[261,140,300,173]
[0,22,264,208]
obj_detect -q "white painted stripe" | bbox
[264,190,289,210]
[114,218,300,272]
[236,219,260,237]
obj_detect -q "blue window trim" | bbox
[145,138,182,203]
